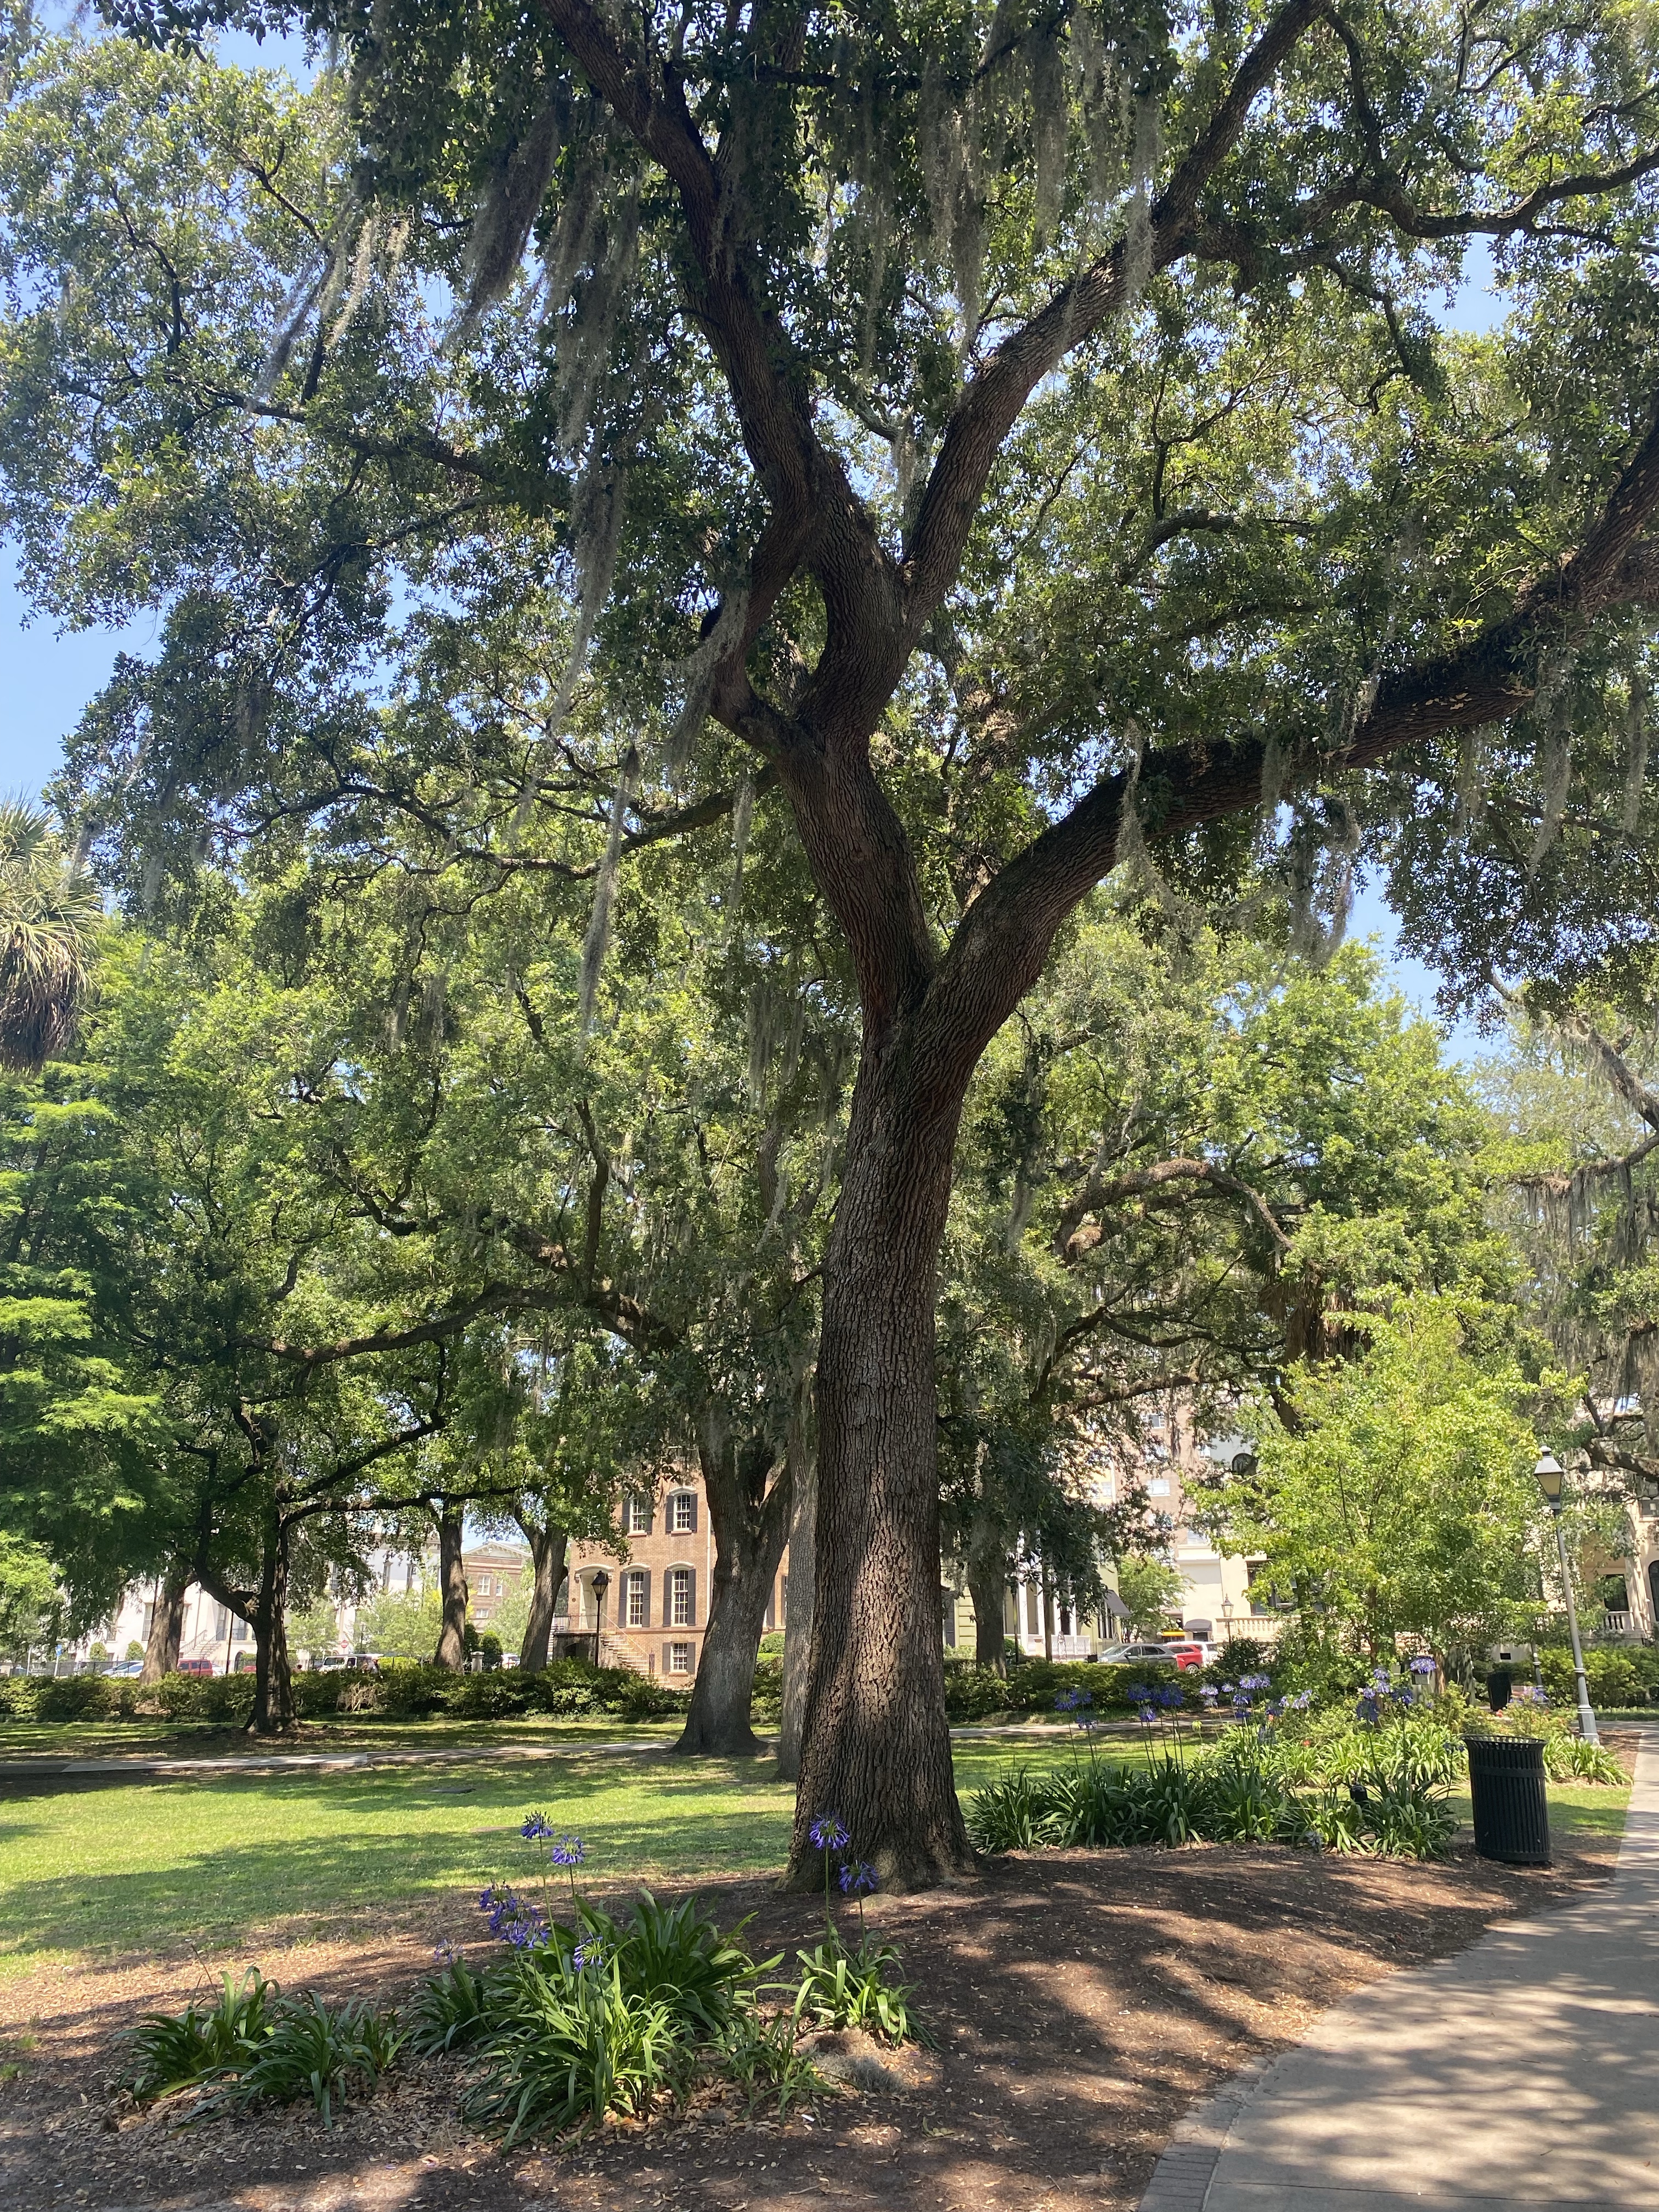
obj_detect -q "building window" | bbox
[669,1641,692,1674]
[1148,1477,1170,1497]
[667,1490,697,1534]
[1024,1582,1040,1637]
[624,1570,647,1629]
[233,1615,250,1643]
[669,1566,694,1627]
[625,1494,652,1536]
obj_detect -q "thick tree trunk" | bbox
[672,1414,791,1757]
[517,1516,567,1674]
[139,1558,190,1684]
[435,1503,468,1669]
[967,1508,1010,1674]
[787,1052,976,1886]
[250,1509,296,1735]
[777,1399,816,1782]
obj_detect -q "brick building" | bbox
[463,1542,529,1629]
[563,1470,786,1680]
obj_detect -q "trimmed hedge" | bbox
[1538,1644,1659,1708]
[942,1656,1185,1722]
[0,1657,691,1726]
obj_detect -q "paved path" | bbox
[0,1715,1168,1783]
[1141,1729,1659,2210]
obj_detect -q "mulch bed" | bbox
[0,1784,1629,2212]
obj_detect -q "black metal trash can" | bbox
[1465,1734,1550,1865]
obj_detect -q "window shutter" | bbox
[640,1569,651,1628]
[686,1492,698,1533]
[686,1567,697,1626]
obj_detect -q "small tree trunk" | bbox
[435,1503,468,1668]
[787,1055,975,1887]
[967,1511,1009,1674]
[517,1516,567,1674]
[250,1509,296,1735]
[672,1414,791,1758]
[777,1390,816,1782]
[140,1558,190,1684]
[1043,1572,1054,1662]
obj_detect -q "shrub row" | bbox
[0,1657,691,1726]
[1537,1644,1659,1708]
[942,1656,1192,1722]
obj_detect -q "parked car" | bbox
[177,1657,215,1676]
[1097,1639,1200,1669]
[106,1661,143,1678]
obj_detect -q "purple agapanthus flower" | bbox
[549,1835,585,1867]
[809,1811,851,1854]
[520,1811,555,1841]
[572,1940,604,1972]
[478,1883,548,1949]
[838,1859,878,1897]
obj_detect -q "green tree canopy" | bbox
[11,0,1659,1875]
[1208,1296,1552,1667]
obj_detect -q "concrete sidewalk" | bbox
[1141,1731,1659,2211]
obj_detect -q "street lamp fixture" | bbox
[1533,1451,1599,1744]
[589,1568,610,1646]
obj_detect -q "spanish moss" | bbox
[578,743,638,1035]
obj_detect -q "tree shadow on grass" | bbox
[0,1750,797,1960]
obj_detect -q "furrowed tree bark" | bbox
[673,1414,791,1757]
[789,1037,975,1886]
[250,1504,296,1735]
[435,1500,468,1669]
[777,1389,816,1781]
[140,1556,189,1684]
[516,1510,567,1674]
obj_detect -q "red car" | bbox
[1101,1639,1206,1672]
[177,1657,215,1675]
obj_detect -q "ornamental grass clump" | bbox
[405,1945,500,2057]
[795,1811,925,2047]
[459,1940,690,2143]
[453,1811,824,2139]
[966,1690,1456,1860]
[130,1971,403,2126]
[228,1993,404,2127]
[131,1968,276,2102]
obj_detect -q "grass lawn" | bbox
[0,1727,1628,1976]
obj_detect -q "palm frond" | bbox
[0,800,100,1073]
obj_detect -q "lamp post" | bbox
[590,1568,610,1655]
[1534,1451,1599,1744]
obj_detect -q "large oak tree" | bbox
[8,0,1659,1875]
